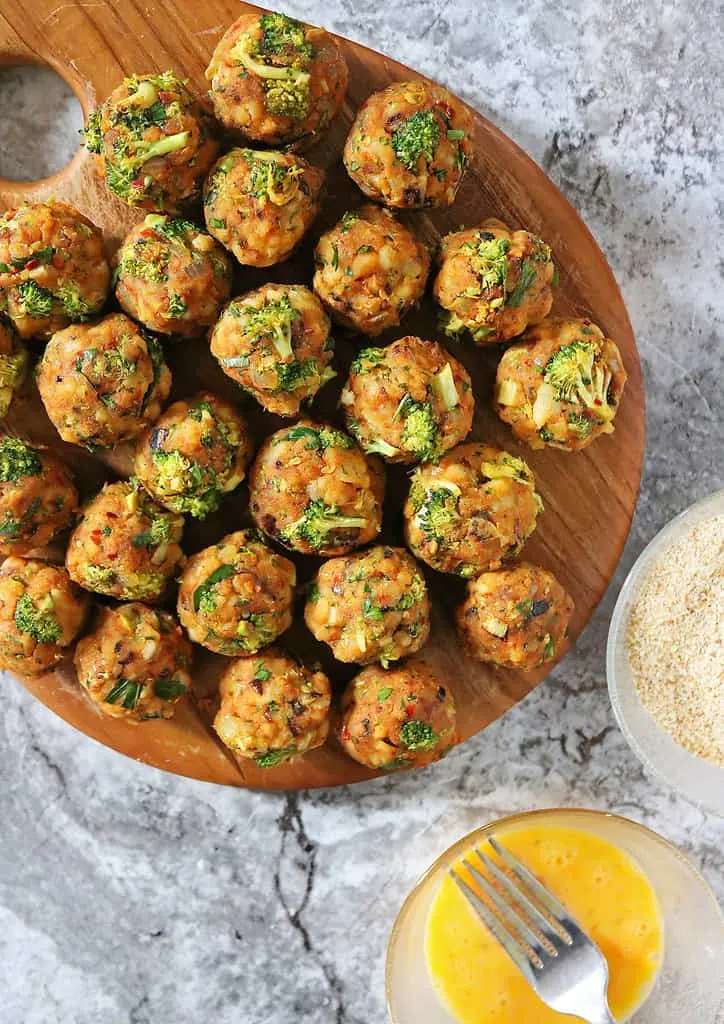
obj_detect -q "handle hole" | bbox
[0,65,84,182]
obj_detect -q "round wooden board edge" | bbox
[0,0,645,790]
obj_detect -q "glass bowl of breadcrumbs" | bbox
[607,488,724,815]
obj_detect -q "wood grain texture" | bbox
[0,0,645,790]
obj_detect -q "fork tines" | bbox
[449,834,574,977]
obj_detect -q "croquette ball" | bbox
[205,11,348,149]
[0,318,28,418]
[74,603,192,720]
[135,393,250,519]
[37,312,171,449]
[434,219,556,345]
[210,284,335,417]
[404,444,542,577]
[344,80,472,209]
[203,147,324,267]
[339,658,456,770]
[177,529,296,656]
[495,317,627,451]
[0,557,88,676]
[0,201,110,340]
[457,562,574,670]
[66,480,184,601]
[313,205,430,336]
[249,421,384,556]
[0,436,78,555]
[305,545,430,665]
[340,336,474,464]
[114,214,232,336]
[214,648,331,766]
[84,70,218,213]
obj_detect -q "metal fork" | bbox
[450,835,616,1024]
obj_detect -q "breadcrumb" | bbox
[627,514,724,765]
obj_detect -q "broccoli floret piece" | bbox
[81,565,117,592]
[282,498,366,550]
[106,132,190,202]
[411,483,459,543]
[0,345,27,418]
[244,152,304,203]
[567,411,594,438]
[275,359,335,394]
[479,454,533,485]
[124,572,165,600]
[363,437,400,458]
[14,593,61,645]
[264,81,310,120]
[234,21,311,121]
[83,108,103,153]
[235,613,275,652]
[543,341,615,421]
[242,295,300,358]
[255,745,297,768]
[154,216,197,241]
[350,347,385,375]
[0,437,41,483]
[391,110,440,170]
[131,512,175,549]
[284,425,354,453]
[118,246,170,283]
[15,280,55,320]
[400,399,439,461]
[259,13,311,60]
[461,234,510,293]
[56,283,91,320]
[151,449,204,499]
[400,720,438,751]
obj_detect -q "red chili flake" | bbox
[107,552,118,561]
[131,176,145,190]
[436,101,454,121]
[106,512,118,520]
[90,529,103,545]
[24,259,40,270]
[52,254,64,270]
[405,704,415,717]
[341,726,351,742]
[139,229,155,239]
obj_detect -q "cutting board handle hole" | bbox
[0,63,84,186]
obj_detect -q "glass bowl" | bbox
[386,808,724,1023]
[607,488,724,815]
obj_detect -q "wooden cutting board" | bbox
[0,0,644,790]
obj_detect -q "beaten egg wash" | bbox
[425,825,663,1024]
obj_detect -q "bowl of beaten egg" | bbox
[386,808,723,1023]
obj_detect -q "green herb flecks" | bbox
[193,563,236,613]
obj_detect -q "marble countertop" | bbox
[1,2,722,1022]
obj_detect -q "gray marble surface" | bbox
[1,2,723,1022]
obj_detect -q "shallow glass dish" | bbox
[607,488,724,816]
[386,808,724,1024]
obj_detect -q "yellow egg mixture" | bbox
[426,824,663,1023]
